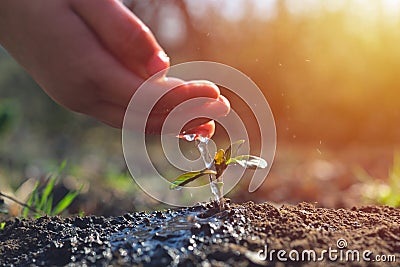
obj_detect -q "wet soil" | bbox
[0,201,399,266]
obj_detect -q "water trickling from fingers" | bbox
[179,133,223,206]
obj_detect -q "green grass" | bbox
[356,152,400,207]
[22,161,82,218]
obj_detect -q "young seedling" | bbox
[170,137,268,209]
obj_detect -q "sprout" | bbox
[170,139,268,206]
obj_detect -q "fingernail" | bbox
[204,96,231,116]
[147,50,170,77]
[181,96,230,120]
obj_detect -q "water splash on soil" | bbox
[109,204,226,265]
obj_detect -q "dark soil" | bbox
[0,201,399,266]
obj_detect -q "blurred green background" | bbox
[1,0,400,215]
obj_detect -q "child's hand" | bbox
[0,0,230,135]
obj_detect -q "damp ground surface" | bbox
[0,201,399,266]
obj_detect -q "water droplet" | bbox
[197,135,210,144]
[173,186,183,191]
[179,134,196,142]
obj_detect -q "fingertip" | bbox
[204,120,216,138]
[185,80,221,99]
[197,95,230,118]
[217,95,231,116]
[181,120,216,139]
[146,50,170,77]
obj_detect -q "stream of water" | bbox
[180,134,223,206]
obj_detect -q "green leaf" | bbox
[225,140,245,161]
[39,177,56,211]
[52,191,80,215]
[33,193,39,211]
[58,160,67,173]
[45,195,53,215]
[170,169,217,190]
[227,155,268,169]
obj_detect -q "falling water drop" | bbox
[196,137,222,206]
[177,123,223,206]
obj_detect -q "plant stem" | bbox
[0,191,42,215]
[196,139,224,209]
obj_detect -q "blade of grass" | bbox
[52,190,80,215]
[58,160,67,173]
[33,190,40,214]
[22,181,39,218]
[45,195,53,215]
[38,177,56,211]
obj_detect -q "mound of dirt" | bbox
[0,201,399,266]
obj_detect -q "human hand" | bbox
[0,0,229,135]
